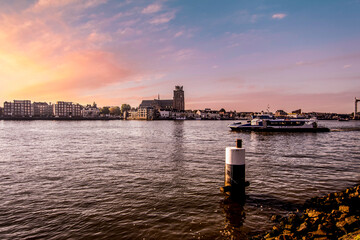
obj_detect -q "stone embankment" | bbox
[252,184,360,240]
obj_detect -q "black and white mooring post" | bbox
[220,139,249,200]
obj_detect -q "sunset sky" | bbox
[0,0,359,113]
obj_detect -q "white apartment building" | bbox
[82,105,100,118]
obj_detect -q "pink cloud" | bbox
[174,31,183,38]
[142,3,162,14]
[14,50,133,96]
[0,0,140,103]
[272,13,287,19]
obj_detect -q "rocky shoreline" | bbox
[251,184,360,240]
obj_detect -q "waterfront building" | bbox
[172,111,186,120]
[53,101,82,117]
[128,108,138,120]
[126,107,155,120]
[173,86,185,111]
[82,104,100,118]
[355,97,360,119]
[159,110,171,119]
[139,99,173,111]
[0,107,3,116]
[53,101,72,117]
[33,102,53,117]
[72,104,82,117]
[236,112,253,119]
[3,100,33,117]
[196,109,220,120]
[138,107,154,120]
[184,110,197,119]
[138,86,185,113]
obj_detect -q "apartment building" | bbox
[33,102,53,117]
[53,102,82,117]
[3,100,33,117]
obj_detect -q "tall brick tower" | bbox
[173,86,185,111]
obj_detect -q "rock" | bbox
[339,205,350,213]
[275,234,292,240]
[331,209,340,217]
[336,198,343,204]
[284,224,292,230]
[288,213,300,225]
[271,214,282,222]
[272,225,281,236]
[307,209,321,218]
[349,192,359,198]
[344,216,360,231]
[297,222,308,232]
[309,228,327,237]
[254,185,360,240]
[336,220,347,233]
[264,233,273,239]
[340,213,348,220]
[345,216,358,225]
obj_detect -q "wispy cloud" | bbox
[343,64,351,69]
[272,13,287,19]
[142,3,162,14]
[174,31,183,38]
[149,11,175,24]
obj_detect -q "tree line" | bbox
[99,104,131,116]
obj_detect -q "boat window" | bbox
[267,121,306,126]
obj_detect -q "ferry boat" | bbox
[228,114,330,132]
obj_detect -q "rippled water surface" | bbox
[0,120,359,239]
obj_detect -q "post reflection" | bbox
[220,197,247,239]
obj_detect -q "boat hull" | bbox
[229,126,330,132]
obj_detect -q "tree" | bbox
[121,104,131,113]
[219,108,226,113]
[100,107,110,115]
[109,106,121,116]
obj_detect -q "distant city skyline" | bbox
[0,0,359,114]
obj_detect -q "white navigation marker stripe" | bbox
[225,147,245,165]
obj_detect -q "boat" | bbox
[338,117,350,121]
[228,114,330,132]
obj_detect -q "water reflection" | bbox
[170,121,186,195]
[220,198,247,239]
[1,120,359,239]
[171,121,185,159]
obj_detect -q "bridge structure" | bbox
[355,98,360,119]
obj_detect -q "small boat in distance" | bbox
[229,114,330,132]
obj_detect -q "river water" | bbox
[0,120,359,239]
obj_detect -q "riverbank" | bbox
[251,184,360,239]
